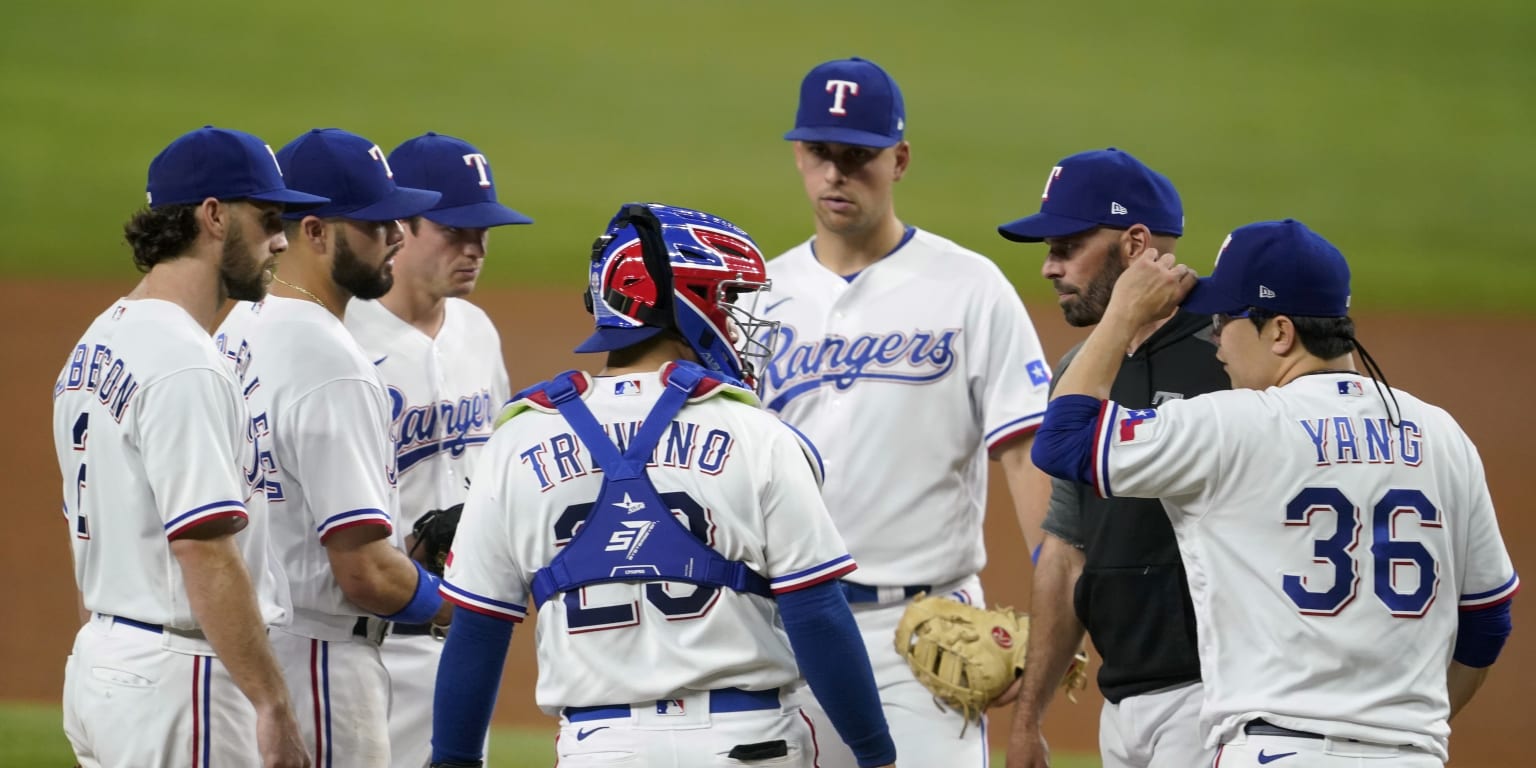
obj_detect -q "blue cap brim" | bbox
[573,325,666,354]
[997,212,1104,243]
[246,187,331,211]
[425,201,533,228]
[784,126,899,149]
[345,186,443,222]
[1180,277,1248,315]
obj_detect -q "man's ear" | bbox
[1270,315,1299,356]
[197,197,228,241]
[300,216,329,251]
[1123,224,1152,259]
[891,141,911,182]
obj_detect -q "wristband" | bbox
[379,561,444,624]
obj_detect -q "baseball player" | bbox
[345,131,527,768]
[429,203,895,768]
[761,56,1054,765]
[1034,219,1519,766]
[214,128,449,768]
[52,126,322,768]
[995,149,1224,768]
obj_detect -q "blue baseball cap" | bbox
[1183,219,1351,317]
[145,126,330,210]
[998,148,1183,242]
[276,129,441,222]
[784,57,905,148]
[387,132,533,228]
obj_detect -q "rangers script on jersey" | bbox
[1091,372,1521,759]
[216,297,401,637]
[54,299,287,633]
[758,228,1052,585]
[346,297,510,529]
[443,369,856,713]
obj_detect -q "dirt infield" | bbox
[3,278,1529,765]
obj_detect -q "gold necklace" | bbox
[272,276,332,313]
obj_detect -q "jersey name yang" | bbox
[1092,373,1520,759]
[758,229,1051,585]
[216,297,400,634]
[53,299,286,631]
[443,369,854,712]
[345,297,510,529]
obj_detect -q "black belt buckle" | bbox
[726,740,789,760]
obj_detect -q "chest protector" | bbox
[526,362,773,608]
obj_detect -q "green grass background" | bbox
[2,0,1533,311]
[0,1,1528,764]
[0,702,1100,767]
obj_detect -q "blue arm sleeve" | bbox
[1453,599,1514,668]
[779,580,895,768]
[1031,394,1103,485]
[431,608,516,764]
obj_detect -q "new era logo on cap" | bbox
[1259,285,1277,299]
[785,57,906,149]
[387,132,533,228]
[998,148,1183,243]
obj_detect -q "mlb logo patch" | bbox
[1115,408,1159,445]
[1026,360,1051,387]
[655,698,686,716]
[1338,380,1364,397]
[614,379,642,396]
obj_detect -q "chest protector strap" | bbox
[529,363,773,608]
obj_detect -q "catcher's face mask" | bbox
[577,202,779,388]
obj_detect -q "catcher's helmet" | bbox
[576,203,778,387]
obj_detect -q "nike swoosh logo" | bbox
[1257,750,1298,764]
[765,297,793,313]
[575,726,609,741]
[373,355,388,366]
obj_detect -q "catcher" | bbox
[894,594,1089,734]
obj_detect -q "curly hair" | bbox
[122,204,200,272]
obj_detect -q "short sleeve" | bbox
[136,369,250,539]
[440,437,529,621]
[1094,395,1227,503]
[760,424,856,593]
[1454,437,1520,609]
[973,281,1053,452]
[288,379,396,542]
[1041,477,1086,548]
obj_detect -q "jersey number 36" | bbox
[1284,486,1440,617]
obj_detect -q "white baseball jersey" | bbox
[1090,372,1520,759]
[215,297,401,636]
[52,298,285,630]
[345,297,510,531]
[443,368,856,714]
[758,228,1052,585]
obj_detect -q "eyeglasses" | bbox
[1211,310,1251,335]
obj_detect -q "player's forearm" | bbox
[1447,661,1490,719]
[998,437,1049,553]
[1049,308,1138,402]
[327,530,439,616]
[1013,535,1087,725]
[170,535,292,713]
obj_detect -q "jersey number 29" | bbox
[1284,487,1440,617]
